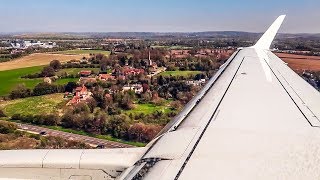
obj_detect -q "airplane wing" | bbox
[1,15,320,180]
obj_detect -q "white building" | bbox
[10,40,57,49]
[122,84,143,94]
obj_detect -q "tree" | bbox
[49,60,61,70]
[128,123,145,142]
[65,82,77,93]
[86,98,97,113]
[158,75,165,85]
[73,102,91,114]
[100,58,108,72]
[120,93,134,110]
[142,83,149,93]
[61,110,75,128]
[33,82,61,96]
[92,86,107,109]
[106,114,130,139]
[9,84,32,99]
[0,121,17,134]
[41,66,55,77]
[143,124,162,141]
[0,109,6,117]
[43,114,60,126]
[85,109,108,134]
[170,100,182,110]
[128,123,162,142]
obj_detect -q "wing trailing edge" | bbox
[253,15,286,50]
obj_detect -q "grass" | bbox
[55,49,111,56]
[0,93,66,116]
[54,78,79,85]
[125,101,173,115]
[0,66,44,96]
[0,66,100,96]
[158,70,202,77]
[56,68,100,76]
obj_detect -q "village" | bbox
[0,36,235,146]
[58,50,210,107]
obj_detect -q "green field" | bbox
[158,70,202,77]
[55,78,79,85]
[55,49,111,56]
[56,68,100,76]
[125,102,172,115]
[0,93,66,116]
[0,66,100,96]
[0,66,44,96]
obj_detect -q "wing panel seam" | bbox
[174,57,245,179]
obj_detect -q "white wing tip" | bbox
[253,15,286,50]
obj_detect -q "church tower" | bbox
[148,50,152,66]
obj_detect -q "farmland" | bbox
[0,53,86,71]
[276,53,320,74]
[0,93,66,116]
[0,66,101,96]
[158,70,202,77]
[56,68,100,76]
[124,102,173,115]
[0,66,44,96]
[54,49,111,56]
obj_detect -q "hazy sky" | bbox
[0,0,319,33]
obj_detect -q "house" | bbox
[122,84,143,94]
[43,77,52,84]
[186,79,206,86]
[79,70,92,77]
[122,66,145,76]
[67,96,81,105]
[98,74,116,81]
[111,66,143,78]
[66,85,92,106]
[118,75,126,81]
[79,77,97,84]
[114,44,127,52]
[80,58,88,63]
[75,85,90,98]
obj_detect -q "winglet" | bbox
[253,15,286,50]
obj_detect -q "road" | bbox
[14,123,134,148]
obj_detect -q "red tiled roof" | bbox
[80,70,92,76]
[75,85,88,93]
[122,68,144,75]
[99,74,115,80]
[75,87,82,91]
[68,96,80,105]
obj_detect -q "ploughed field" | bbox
[276,53,320,74]
[0,53,86,71]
